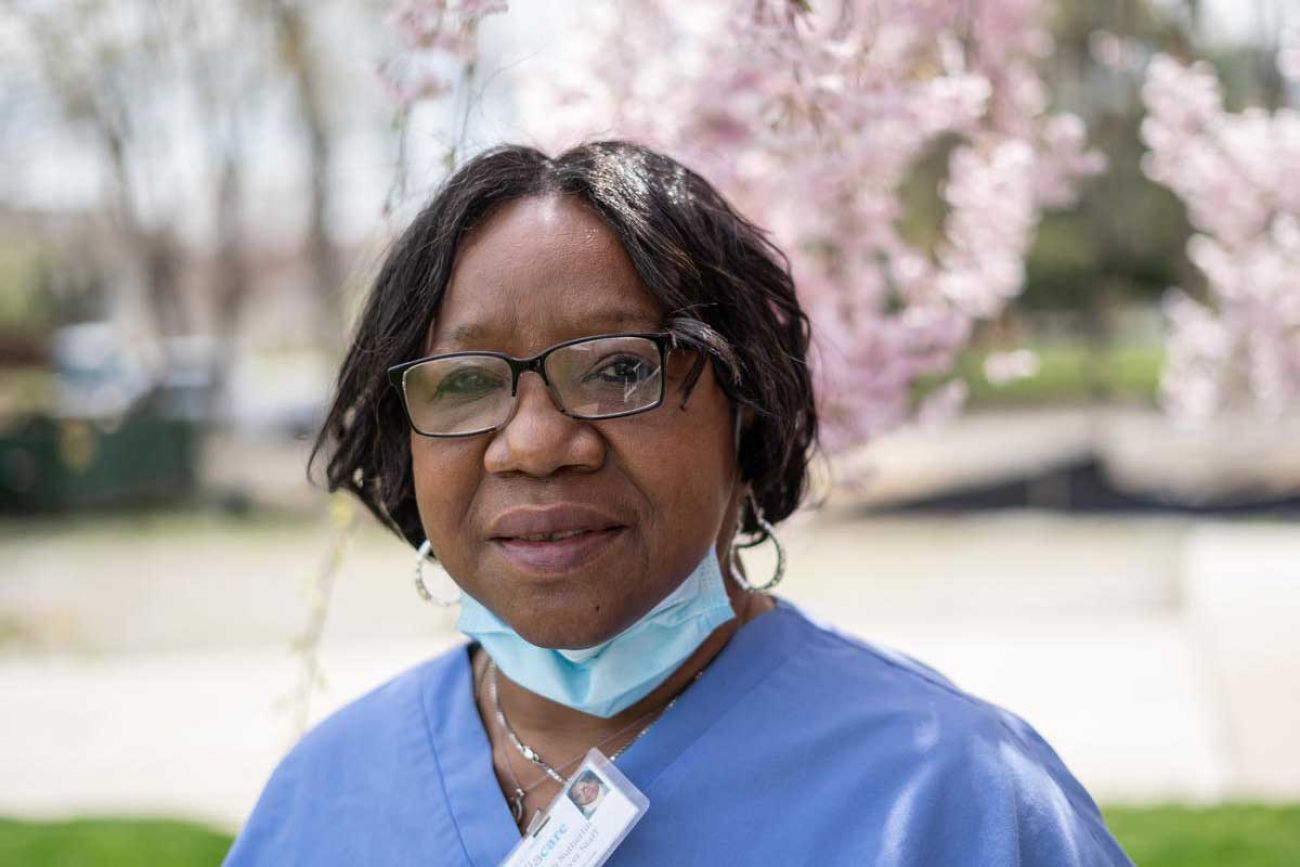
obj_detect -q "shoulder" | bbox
[279,644,462,774]
[771,599,1011,730]
[223,644,469,866]
[768,602,1133,865]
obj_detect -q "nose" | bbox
[482,371,605,477]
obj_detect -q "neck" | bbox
[477,578,775,745]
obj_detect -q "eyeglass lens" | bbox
[401,335,663,435]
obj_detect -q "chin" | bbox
[507,600,638,650]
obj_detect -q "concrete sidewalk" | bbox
[1,511,1297,829]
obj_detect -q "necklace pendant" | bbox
[509,788,526,822]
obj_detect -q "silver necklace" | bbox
[486,660,699,822]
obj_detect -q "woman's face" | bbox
[411,194,743,649]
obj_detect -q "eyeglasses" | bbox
[388,332,673,437]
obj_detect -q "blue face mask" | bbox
[456,545,736,718]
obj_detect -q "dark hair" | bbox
[311,140,818,548]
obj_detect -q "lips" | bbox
[511,528,598,542]
[487,504,626,541]
[487,504,628,574]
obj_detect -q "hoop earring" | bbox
[728,495,786,594]
[414,540,462,607]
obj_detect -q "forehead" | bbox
[427,195,663,354]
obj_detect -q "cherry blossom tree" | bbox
[382,0,1103,448]
[512,0,1104,446]
[1141,47,1300,422]
[377,0,509,204]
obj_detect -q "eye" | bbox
[590,355,656,385]
[433,367,504,400]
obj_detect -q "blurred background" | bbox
[1,0,1298,864]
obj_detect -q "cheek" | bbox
[616,386,736,554]
[409,435,480,566]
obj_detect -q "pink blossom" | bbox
[512,0,1101,445]
[457,0,507,16]
[1143,54,1300,421]
[379,0,507,110]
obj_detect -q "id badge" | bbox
[498,749,649,867]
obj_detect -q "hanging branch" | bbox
[284,492,358,738]
[1141,48,1300,421]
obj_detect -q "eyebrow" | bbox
[436,309,661,349]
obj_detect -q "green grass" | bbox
[957,343,1165,406]
[1102,804,1300,867]
[2,805,1298,865]
[0,817,233,867]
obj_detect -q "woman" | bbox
[225,141,1133,866]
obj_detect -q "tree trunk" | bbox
[264,0,343,354]
[100,116,189,339]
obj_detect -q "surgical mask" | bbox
[456,544,736,718]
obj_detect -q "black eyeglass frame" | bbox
[386,331,676,438]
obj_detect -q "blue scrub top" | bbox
[225,600,1133,866]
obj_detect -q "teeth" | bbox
[516,529,593,542]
